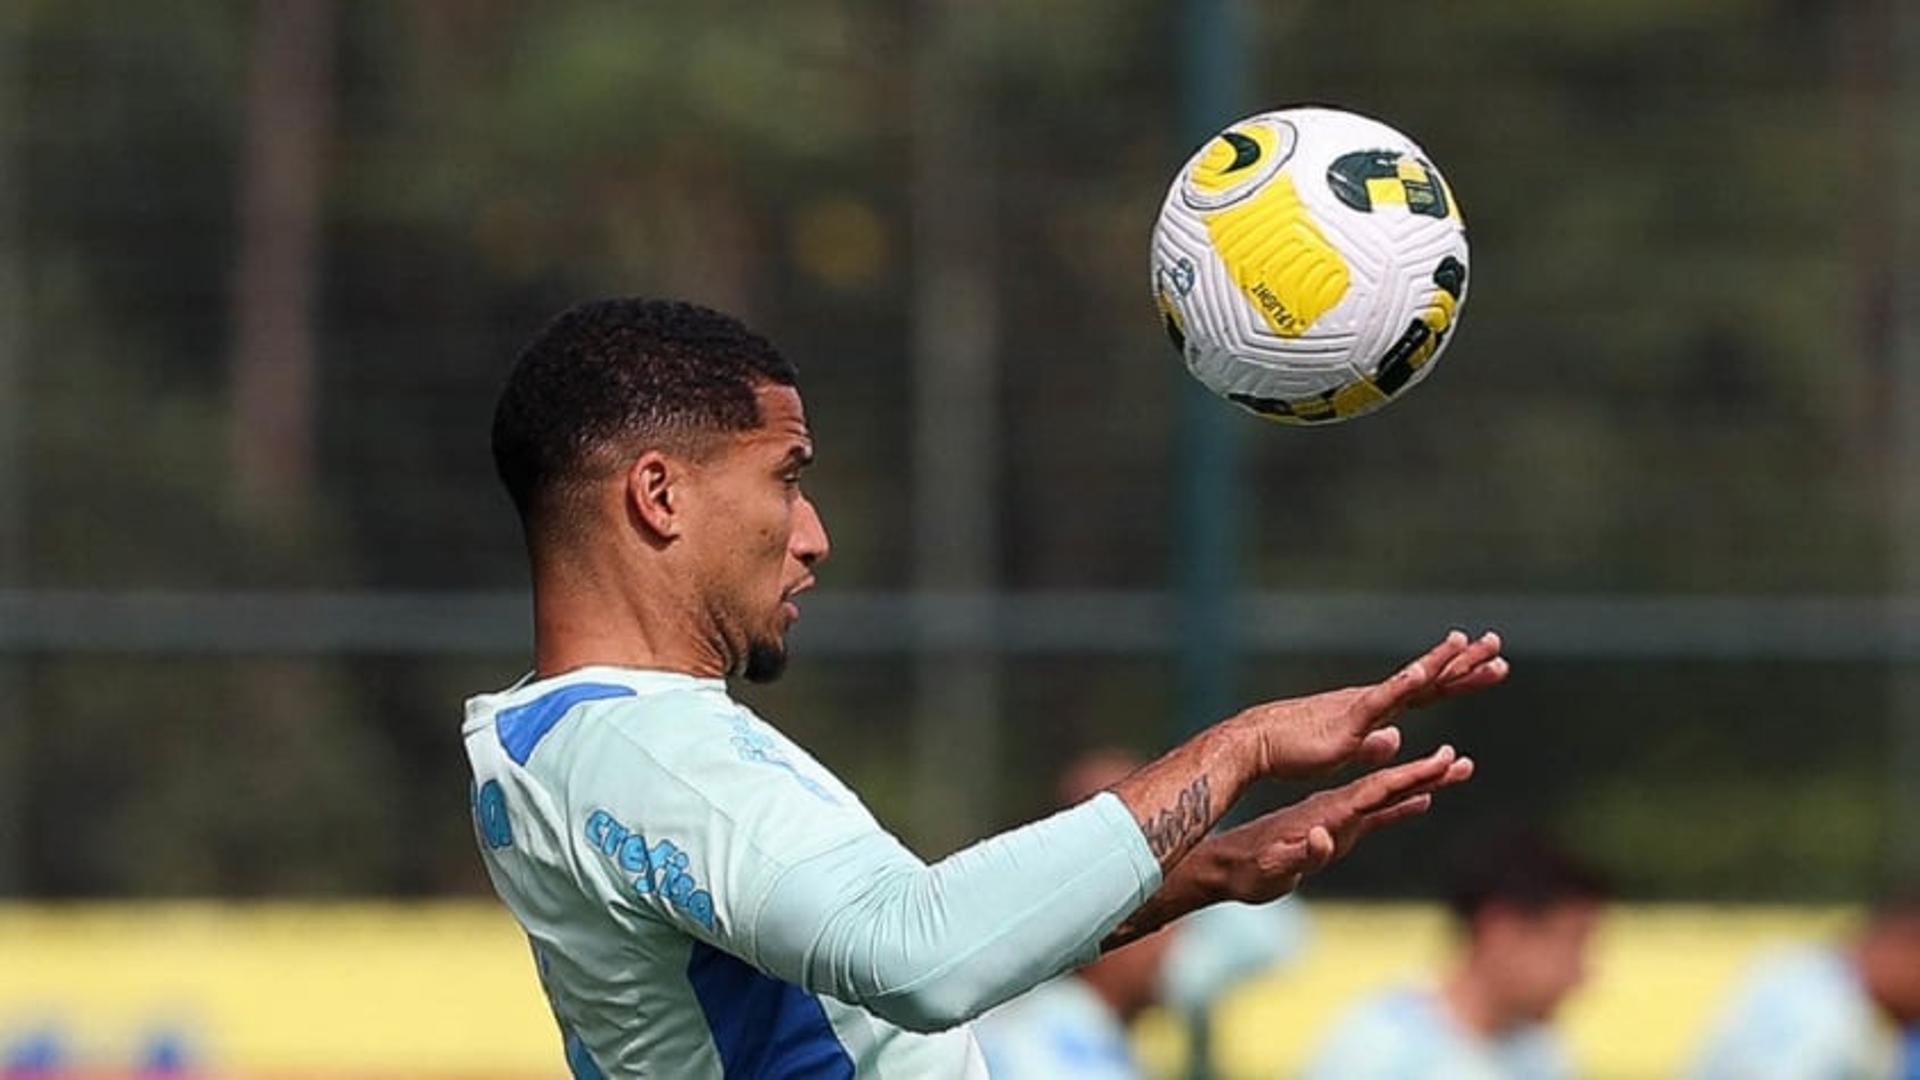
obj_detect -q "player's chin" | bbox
[742,636,790,684]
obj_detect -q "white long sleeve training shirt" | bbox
[463,665,1162,1078]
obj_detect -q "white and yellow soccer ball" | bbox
[1151,106,1468,424]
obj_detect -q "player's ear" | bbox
[626,450,682,541]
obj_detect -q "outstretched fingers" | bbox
[1351,745,1466,810]
[1234,749,1473,899]
[1355,631,1467,723]
[1437,630,1500,679]
[1343,751,1474,844]
[1358,792,1433,833]
[1442,659,1509,696]
[1359,628,1512,719]
[1428,631,1508,702]
[1415,629,1475,674]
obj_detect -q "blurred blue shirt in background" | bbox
[1690,946,1896,1080]
[1304,986,1571,1080]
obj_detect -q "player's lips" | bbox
[781,577,815,620]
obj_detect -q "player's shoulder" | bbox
[1691,946,1879,1078]
[1752,942,1851,987]
[464,665,858,811]
[463,665,732,765]
[1716,943,1868,1043]
[1332,983,1442,1032]
[1305,985,1442,1079]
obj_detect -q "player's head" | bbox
[492,298,828,682]
[1858,889,1920,1023]
[1446,833,1609,1027]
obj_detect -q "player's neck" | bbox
[1438,964,1520,1038]
[530,550,728,681]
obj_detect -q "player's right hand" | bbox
[1230,629,1506,779]
[1205,743,1475,905]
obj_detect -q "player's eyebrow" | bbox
[780,443,815,469]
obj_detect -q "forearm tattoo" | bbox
[1138,776,1212,861]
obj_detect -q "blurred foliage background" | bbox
[0,0,1914,903]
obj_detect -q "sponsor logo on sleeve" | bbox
[584,809,716,930]
[720,711,838,804]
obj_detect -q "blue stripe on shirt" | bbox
[563,1027,607,1080]
[494,683,636,766]
[686,941,855,1079]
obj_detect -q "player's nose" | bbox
[793,492,830,568]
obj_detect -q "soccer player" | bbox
[1689,893,1920,1079]
[464,298,1509,1078]
[1304,834,1608,1080]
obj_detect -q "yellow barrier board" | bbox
[0,901,1859,1078]
[1138,902,1859,1078]
[0,903,556,1077]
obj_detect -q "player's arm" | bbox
[748,759,1466,1034]
[1107,629,1505,875]
[749,788,1161,1032]
[1102,743,1474,951]
[747,632,1503,1032]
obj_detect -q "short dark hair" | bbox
[491,298,798,535]
[1446,832,1610,925]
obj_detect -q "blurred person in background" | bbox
[1690,892,1920,1080]
[977,749,1311,1078]
[462,298,1508,1078]
[1304,834,1608,1079]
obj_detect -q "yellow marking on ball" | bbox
[1187,124,1281,198]
[1365,176,1409,207]
[1201,172,1351,338]
[1152,282,1182,343]
[1439,169,1465,224]
[1426,286,1457,332]
[1290,397,1336,422]
[1332,378,1390,416]
[1399,291,1459,375]
[1155,285,1187,335]
[1419,286,1458,359]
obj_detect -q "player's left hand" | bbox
[1231,629,1507,779]
[1205,742,1475,905]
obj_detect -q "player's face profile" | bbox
[1489,899,1602,1021]
[693,383,828,683]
